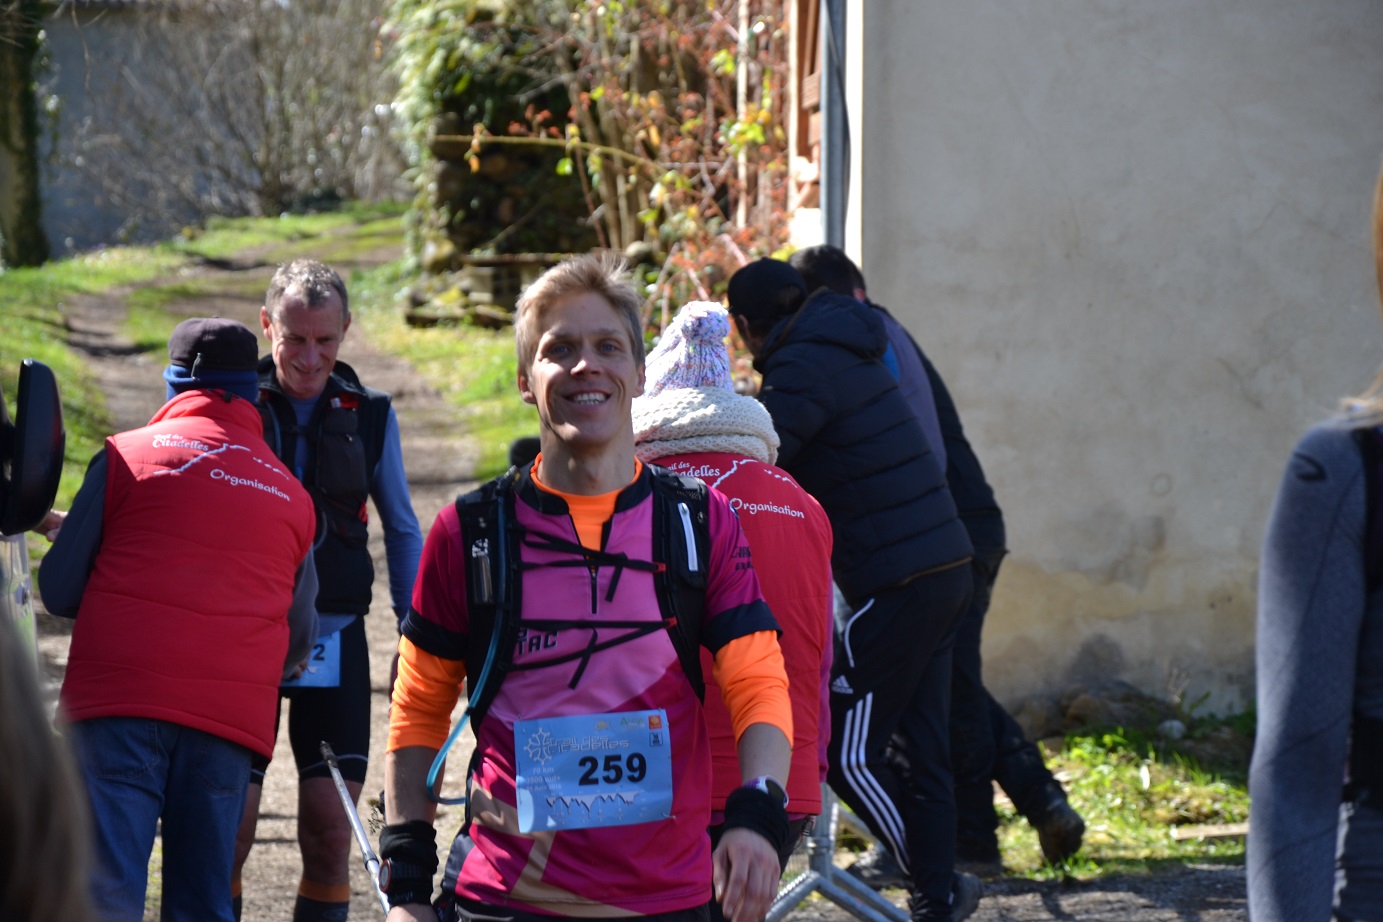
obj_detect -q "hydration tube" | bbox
[425,485,509,805]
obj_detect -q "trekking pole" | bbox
[321,741,392,916]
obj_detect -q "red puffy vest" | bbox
[60,391,315,756]
[660,451,835,815]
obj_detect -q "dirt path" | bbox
[38,247,481,921]
[35,249,1246,921]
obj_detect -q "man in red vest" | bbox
[40,317,319,922]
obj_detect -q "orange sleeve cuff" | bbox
[712,631,793,744]
[387,636,467,752]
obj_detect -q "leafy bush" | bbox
[384,0,793,310]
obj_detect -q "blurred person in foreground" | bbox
[0,612,95,920]
[382,252,793,922]
[1248,161,1383,920]
[632,300,835,911]
[39,317,318,921]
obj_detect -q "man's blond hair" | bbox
[1344,158,1383,423]
[514,252,645,372]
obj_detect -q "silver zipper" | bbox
[678,502,699,573]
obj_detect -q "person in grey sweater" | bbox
[1250,419,1383,920]
[1248,166,1383,921]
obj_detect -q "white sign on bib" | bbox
[514,709,673,833]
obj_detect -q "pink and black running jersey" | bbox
[401,465,780,915]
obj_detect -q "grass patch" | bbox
[122,285,214,355]
[120,274,269,355]
[351,261,537,479]
[172,202,407,263]
[832,715,1251,882]
[0,247,188,516]
[999,719,1249,878]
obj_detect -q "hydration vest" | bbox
[456,464,712,734]
[258,360,390,615]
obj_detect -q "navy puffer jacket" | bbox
[753,290,972,602]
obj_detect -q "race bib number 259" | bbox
[513,709,673,833]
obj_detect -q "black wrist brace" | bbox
[379,821,439,908]
[723,786,791,857]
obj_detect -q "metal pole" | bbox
[820,0,848,249]
[768,786,907,922]
[321,741,392,916]
[737,0,751,228]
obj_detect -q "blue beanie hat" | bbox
[162,317,260,403]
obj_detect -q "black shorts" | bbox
[249,615,371,784]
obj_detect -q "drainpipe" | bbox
[737,0,750,228]
[820,0,847,248]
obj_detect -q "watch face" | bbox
[748,775,788,807]
[378,860,392,892]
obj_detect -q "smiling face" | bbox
[518,290,645,465]
[261,289,350,400]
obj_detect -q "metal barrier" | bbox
[767,787,906,922]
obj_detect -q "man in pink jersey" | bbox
[633,301,835,920]
[382,253,794,922]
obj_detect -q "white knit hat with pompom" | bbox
[634,301,779,465]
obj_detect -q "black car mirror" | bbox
[0,360,66,536]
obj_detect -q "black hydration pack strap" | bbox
[455,469,523,737]
[458,466,711,735]
[648,466,711,702]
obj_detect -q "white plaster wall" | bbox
[838,2,1383,714]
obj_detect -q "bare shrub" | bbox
[55,0,405,242]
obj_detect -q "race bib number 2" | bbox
[514,709,673,833]
[281,631,341,688]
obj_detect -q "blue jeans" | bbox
[70,716,251,922]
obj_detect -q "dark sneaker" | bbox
[954,857,1004,879]
[1033,798,1085,864]
[954,839,1003,879]
[845,845,909,890]
[947,871,983,922]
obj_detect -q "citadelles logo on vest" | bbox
[150,437,297,502]
[151,433,215,452]
[210,467,295,501]
[728,496,806,519]
[669,464,722,481]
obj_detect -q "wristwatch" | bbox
[742,775,789,809]
[377,856,432,896]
